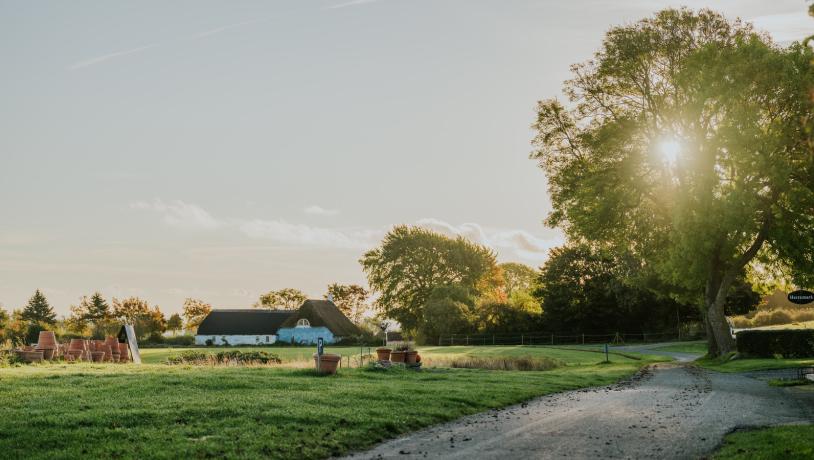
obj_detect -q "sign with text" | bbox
[788,290,814,305]
[317,337,324,356]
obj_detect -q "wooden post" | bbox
[582,334,585,345]
[551,334,554,345]
[492,335,495,345]
[521,334,524,345]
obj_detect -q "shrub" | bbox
[736,329,814,358]
[425,356,564,371]
[166,350,282,365]
[730,307,814,328]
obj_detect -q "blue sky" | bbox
[1,0,811,315]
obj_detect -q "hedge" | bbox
[736,329,814,358]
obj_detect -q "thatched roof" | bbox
[197,309,294,335]
[279,300,360,337]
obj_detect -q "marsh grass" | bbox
[425,355,564,371]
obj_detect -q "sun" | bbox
[659,138,681,166]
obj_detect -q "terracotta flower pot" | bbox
[37,331,57,350]
[105,336,119,350]
[91,351,105,363]
[36,348,56,360]
[119,343,130,361]
[313,353,341,375]
[404,350,418,364]
[390,350,406,363]
[376,348,392,361]
[69,339,85,351]
[15,350,44,363]
[416,353,421,363]
[67,350,84,361]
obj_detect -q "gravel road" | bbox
[343,362,814,459]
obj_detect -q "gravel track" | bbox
[343,362,814,459]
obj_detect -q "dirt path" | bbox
[343,363,814,459]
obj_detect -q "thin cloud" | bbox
[187,19,266,40]
[239,220,377,249]
[130,199,221,230]
[748,11,814,44]
[304,205,340,216]
[68,44,158,70]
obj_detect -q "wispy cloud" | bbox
[68,44,158,70]
[304,205,340,216]
[749,11,814,44]
[416,218,564,264]
[130,199,221,230]
[187,19,266,40]
[130,199,562,263]
[326,0,382,10]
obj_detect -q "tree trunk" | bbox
[705,295,735,356]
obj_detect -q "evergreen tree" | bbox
[21,289,56,325]
[85,292,110,323]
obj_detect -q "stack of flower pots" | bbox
[105,337,121,362]
[118,342,130,362]
[14,349,44,363]
[67,339,86,362]
[35,331,58,360]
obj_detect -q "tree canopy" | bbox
[325,283,369,324]
[360,225,500,333]
[21,289,56,326]
[182,298,213,330]
[532,8,814,355]
[254,288,307,310]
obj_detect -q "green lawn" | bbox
[0,346,667,459]
[651,341,708,355]
[141,344,660,366]
[714,425,814,459]
[696,355,814,373]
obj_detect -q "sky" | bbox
[1,0,811,316]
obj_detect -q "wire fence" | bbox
[436,330,705,346]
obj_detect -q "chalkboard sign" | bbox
[317,337,324,356]
[788,290,814,305]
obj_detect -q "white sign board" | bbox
[124,324,141,364]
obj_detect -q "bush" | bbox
[736,329,814,358]
[166,350,282,365]
[730,307,814,328]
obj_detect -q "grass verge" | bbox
[651,341,708,355]
[713,424,814,459]
[696,354,814,373]
[0,348,666,459]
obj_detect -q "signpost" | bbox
[604,343,609,363]
[317,337,324,373]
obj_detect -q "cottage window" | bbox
[265,336,270,343]
[296,318,311,328]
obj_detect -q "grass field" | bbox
[650,341,708,355]
[0,346,667,459]
[140,344,657,366]
[713,425,814,459]
[696,355,814,373]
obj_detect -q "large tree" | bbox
[360,225,500,333]
[532,9,814,355]
[21,289,56,326]
[68,292,114,338]
[324,283,369,324]
[182,298,213,331]
[254,288,307,310]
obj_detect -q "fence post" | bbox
[529,335,533,346]
[582,334,585,345]
[551,334,554,345]
[438,336,442,346]
[466,335,469,346]
[493,334,495,345]
[521,334,524,345]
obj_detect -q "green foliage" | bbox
[166,350,282,365]
[531,8,814,355]
[254,288,307,310]
[182,298,212,331]
[499,262,537,296]
[20,290,56,326]
[166,313,183,334]
[361,225,499,333]
[736,329,814,358]
[324,283,368,324]
[68,292,115,338]
[535,244,695,333]
[417,285,477,340]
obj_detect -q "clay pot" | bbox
[36,348,56,360]
[103,345,114,362]
[105,336,119,349]
[416,353,421,363]
[313,353,341,375]
[94,340,105,352]
[69,339,85,351]
[91,351,105,363]
[15,350,44,363]
[404,350,418,364]
[37,331,57,349]
[376,348,392,361]
[390,350,406,363]
[118,343,130,361]
[67,350,84,361]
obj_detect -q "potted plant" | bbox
[313,353,341,375]
[390,343,408,363]
[375,347,392,361]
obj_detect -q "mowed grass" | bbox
[0,346,667,459]
[696,355,814,373]
[141,344,658,366]
[714,425,814,459]
[650,341,708,355]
